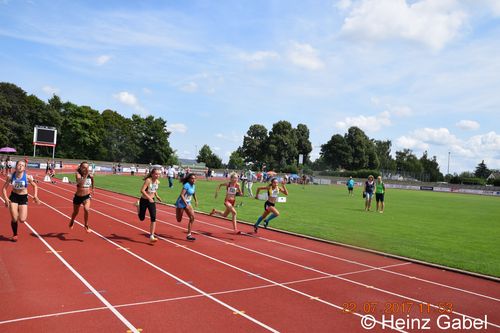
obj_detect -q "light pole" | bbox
[447,151,450,175]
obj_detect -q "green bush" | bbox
[317,169,379,179]
[461,177,485,186]
[449,175,462,184]
[281,164,299,174]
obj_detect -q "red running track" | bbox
[0,175,499,332]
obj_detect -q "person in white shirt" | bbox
[167,166,177,188]
[246,170,256,197]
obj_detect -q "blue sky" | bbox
[1,0,499,173]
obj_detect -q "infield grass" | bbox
[57,174,500,277]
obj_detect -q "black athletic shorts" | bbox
[73,194,91,205]
[264,200,275,211]
[9,192,28,205]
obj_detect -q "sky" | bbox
[1,0,499,173]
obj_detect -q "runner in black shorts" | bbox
[2,160,40,242]
[69,162,94,233]
[253,177,288,232]
[137,167,162,242]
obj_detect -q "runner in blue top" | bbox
[2,160,40,242]
[175,173,198,241]
[346,176,355,196]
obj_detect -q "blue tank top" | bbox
[11,172,28,190]
[183,183,195,203]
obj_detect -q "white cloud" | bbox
[395,127,458,157]
[396,129,500,168]
[113,91,146,114]
[113,91,137,106]
[456,120,480,130]
[412,127,460,146]
[335,112,391,132]
[336,0,352,10]
[370,96,381,106]
[96,55,111,65]
[180,81,198,93]
[42,85,60,95]
[395,136,429,150]
[387,105,413,117]
[215,132,243,143]
[287,41,324,70]
[482,0,500,16]
[467,131,500,155]
[142,87,152,95]
[167,123,187,134]
[341,0,467,51]
[239,50,279,68]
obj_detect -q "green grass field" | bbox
[58,174,500,277]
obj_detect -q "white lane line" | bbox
[29,189,279,333]
[40,186,413,332]
[0,196,140,333]
[45,183,500,329]
[86,183,500,303]
[0,262,409,326]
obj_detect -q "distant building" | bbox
[487,172,500,181]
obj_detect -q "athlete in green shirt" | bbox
[375,176,386,213]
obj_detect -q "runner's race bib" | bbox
[13,180,26,190]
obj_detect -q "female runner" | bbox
[210,172,242,234]
[253,177,288,232]
[69,162,94,232]
[2,160,40,241]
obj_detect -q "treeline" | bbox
[447,160,499,186]
[0,82,176,165]
[316,127,444,181]
[223,122,313,174]
[3,82,492,183]
[223,122,444,181]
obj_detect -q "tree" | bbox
[197,144,222,168]
[241,124,269,168]
[395,149,422,174]
[228,150,245,170]
[344,126,370,169]
[374,140,396,170]
[0,83,32,154]
[132,115,173,164]
[311,156,327,171]
[0,82,178,164]
[320,134,351,170]
[295,123,313,164]
[420,151,443,182]
[474,160,490,179]
[267,120,299,170]
[57,103,104,159]
[101,110,139,162]
[366,142,380,170]
[166,151,179,166]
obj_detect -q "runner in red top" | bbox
[210,172,242,234]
